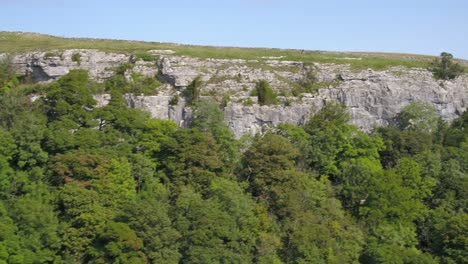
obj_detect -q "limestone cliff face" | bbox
[7,49,468,137]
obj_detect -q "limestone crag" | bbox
[158,56,305,93]
[6,49,468,137]
[12,50,131,82]
[125,94,189,127]
[224,103,316,136]
[323,68,468,130]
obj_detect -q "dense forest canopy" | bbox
[0,59,466,264]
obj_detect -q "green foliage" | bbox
[121,186,181,263]
[159,129,224,191]
[115,62,133,76]
[427,207,468,264]
[242,133,365,263]
[183,76,202,104]
[86,222,146,263]
[127,74,161,95]
[92,158,137,203]
[169,93,179,105]
[256,80,277,105]
[443,110,468,147]
[190,99,239,168]
[290,64,335,96]
[292,80,340,96]
[173,183,259,263]
[305,102,356,175]
[134,51,156,61]
[43,69,96,123]
[71,52,82,64]
[44,51,59,59]
[429,52,464,80]
[0,57,20,95]
[0,66,464,263]
[398,101,439,132]
[9,182,62,263]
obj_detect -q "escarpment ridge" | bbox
[1,32,467,136]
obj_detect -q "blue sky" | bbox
[2,0,468,59]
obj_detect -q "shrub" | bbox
[256,80,276,105]
[115,63,133,75]
[44,52,59,59]
[242,98,255,106]
[71,53,81,65]
[428,52,464,80]
[398,101,438,133]
[135,51,156,62]
[221,95,230,108]
[126,76,161,95]
[183,76,202,105]
[169,94,179,106]
[0,57,20,94]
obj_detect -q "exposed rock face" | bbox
[125,95,189,127]
[6,50,468,137]
[11,50,131,82]
[224,103,316,136]
[321,68,468,130]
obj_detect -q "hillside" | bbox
[0,32,467,263]
[0,31,439,69]
[2,32,467,137]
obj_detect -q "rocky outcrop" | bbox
[11,50,131,82]
[224,103,316,136]
[321,68,468,130]
[6,49,468,137]
[125,95,189,127]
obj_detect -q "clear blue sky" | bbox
[2,0,468,59]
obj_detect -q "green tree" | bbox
[241,133,299,200]
[305,102,357,176]
[58,184,109,262]
[242,133,364,263]
[9,183,62,264]
[190,99,239,168]
[359,158,436,263]
[429,52,464,80]
[426,207,467,264]
[92,158,137,204]
[443,110,468,147]
[256,80,277,105]
[183,76,202,104]
[398,101,439,133]
[0,87,33,130]
[0,202,22,264]
[137,119,177,164]
[10,111,48,170]
[43,69,96,126]
[159,129,224,192]
[86,222,146,264]
[121,184,181,263]
[173,184,259,263]
[0,57,20,95]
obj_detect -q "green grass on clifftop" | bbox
[0,31,443,70]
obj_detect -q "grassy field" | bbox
[0,31,457,70]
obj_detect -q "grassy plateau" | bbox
[1,31,464,71]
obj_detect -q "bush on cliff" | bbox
[256,80,277,105]
[429,52,464,80]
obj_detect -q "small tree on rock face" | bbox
[429,52,464,80]
[398,101,438,133]
[256,80,276,105]
[183,76,202,105]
